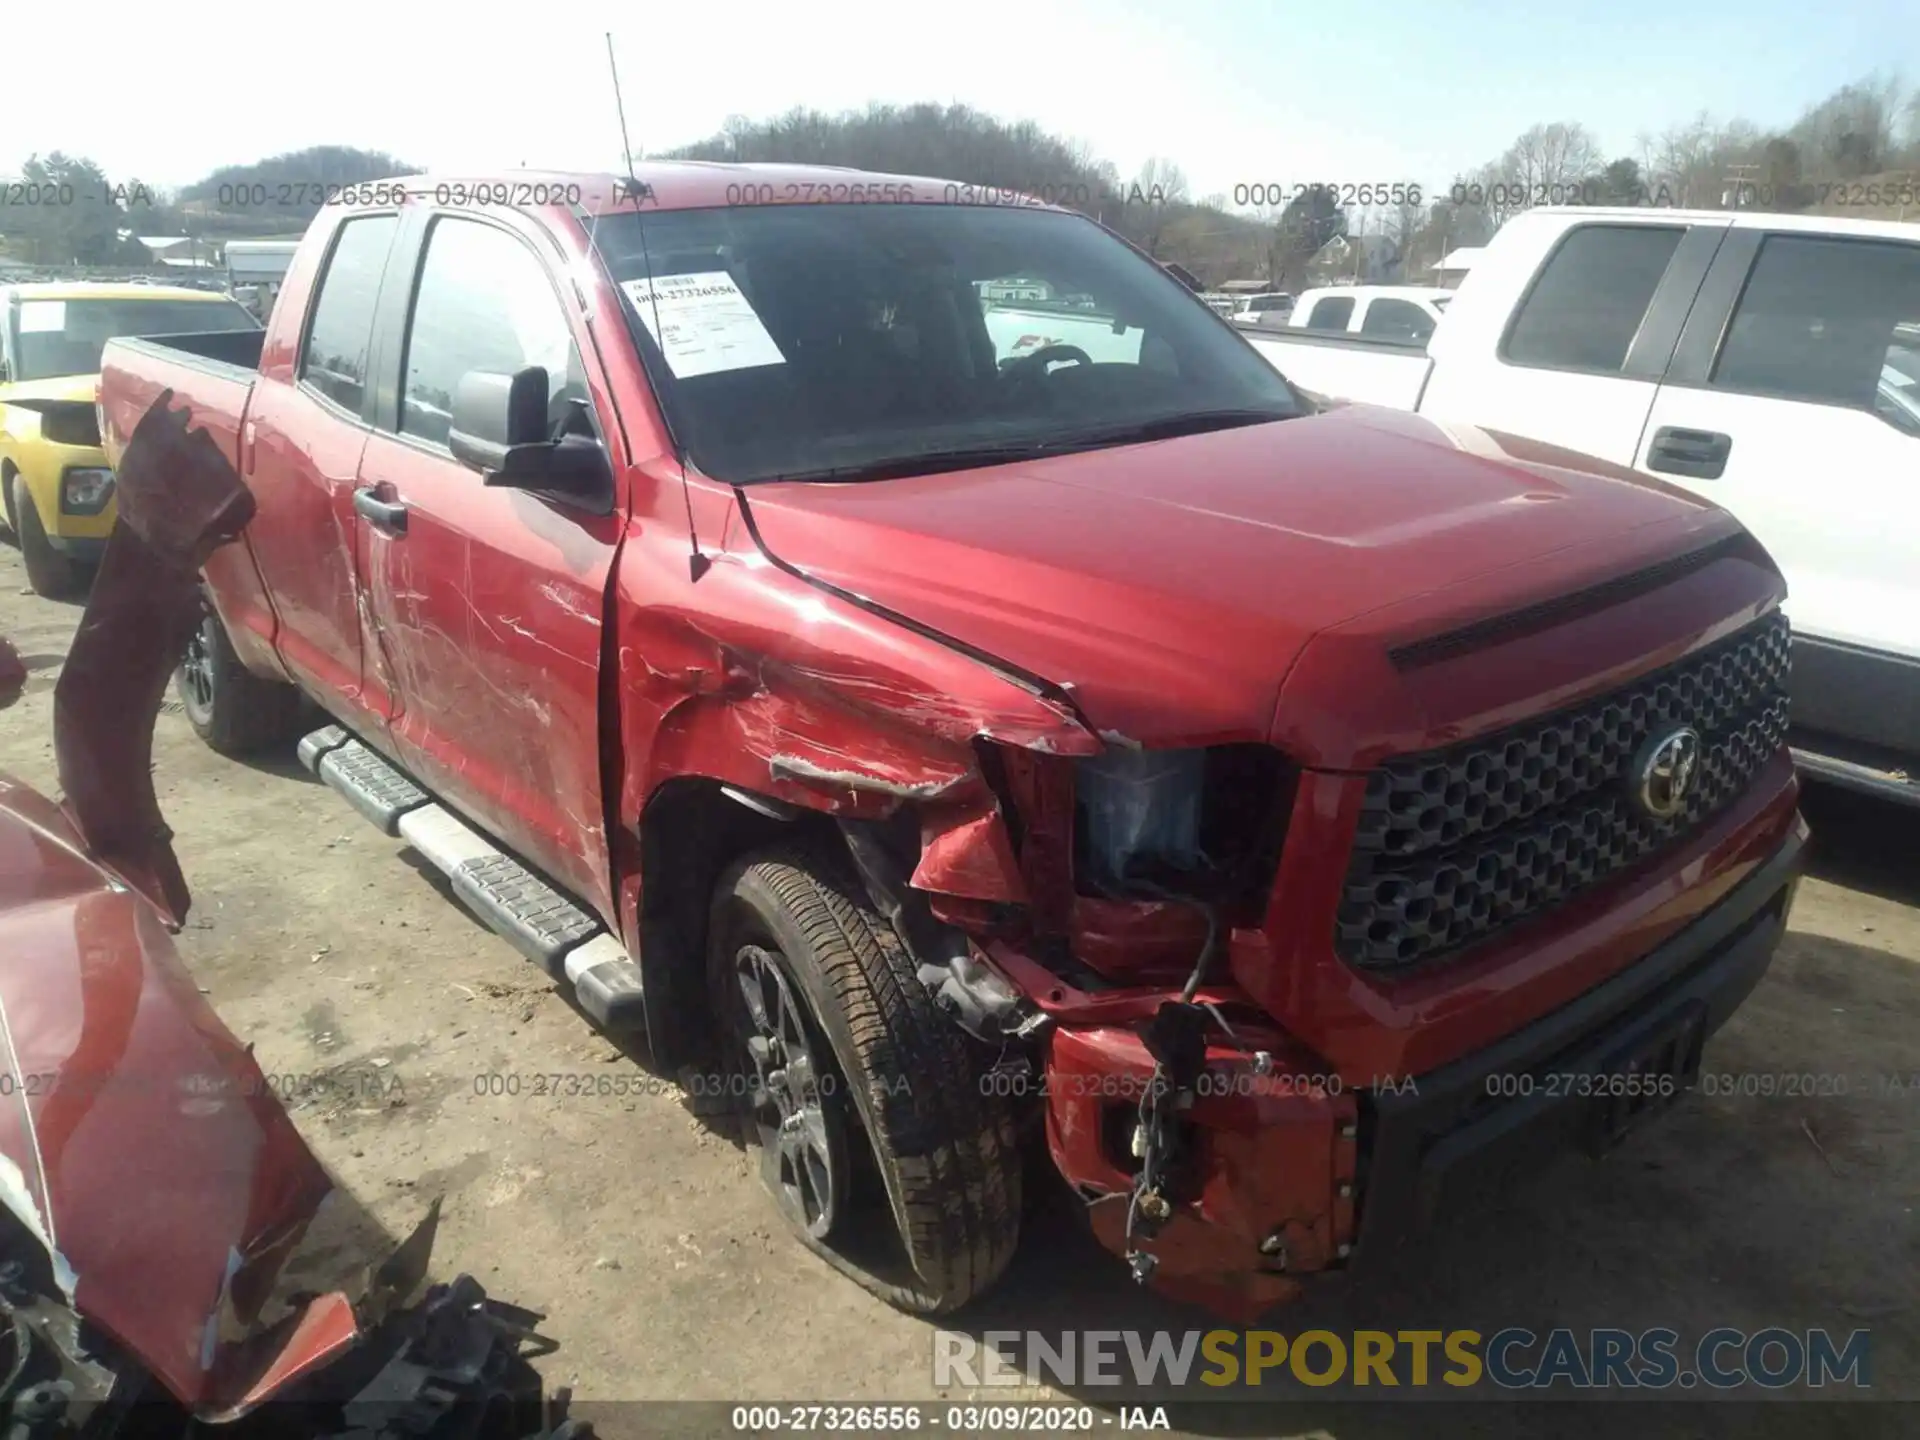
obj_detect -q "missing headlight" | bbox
[1076,749,1206,892]
[1074,744,1293,919]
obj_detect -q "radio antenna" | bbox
[606,32,636,174]
[605,31,709,581]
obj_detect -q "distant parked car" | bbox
[1229,292,1295,330]
[1288,285,1451,344]
[0,280,260,595]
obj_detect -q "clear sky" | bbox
[6,0,1906,203]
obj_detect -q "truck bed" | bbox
[1246,329,1434,410]
[99,331,263,472]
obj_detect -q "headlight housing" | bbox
[60,466,116,515]
[1076,749,1206,889]
[1072,744,1295,919]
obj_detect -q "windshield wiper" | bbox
[749,409,1296,486]
[1068,408,1296,446]
[755,439,1095,485]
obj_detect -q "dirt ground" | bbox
[0,537,1914,1439]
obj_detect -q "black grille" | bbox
[1336,612,1790,971]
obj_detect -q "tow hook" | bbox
[1122,1000,1212,1283]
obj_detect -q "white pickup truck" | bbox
[1289,284,1451,341]
[1248,206,1920,806]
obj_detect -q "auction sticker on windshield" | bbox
[18,301,66,333]
[620,272,786,379]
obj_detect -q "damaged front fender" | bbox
[614,504,1099,840]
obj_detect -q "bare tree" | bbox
[1133,156,1191,205]
[1381,199,1424,278]
[1453,122,1604,233]
[1504,121,1604,195]
[1790,74,1907,178]
[1646,112,1721,206]
[1120,157,1188,257]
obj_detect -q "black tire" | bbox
[708,843,1021,1314]
[176,600,305,755]
[11,477,87,599]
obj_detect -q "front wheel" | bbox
[176,602,305,755]
[708,844,1022,1313]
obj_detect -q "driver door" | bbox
[352,210,624,916]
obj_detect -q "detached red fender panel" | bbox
[0,392,376,1415]
[0,783,353,1413]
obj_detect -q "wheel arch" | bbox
[2,457,22,529]
[633,776,843,1065]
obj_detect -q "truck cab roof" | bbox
[350,163,1075,217]
[1523,204,1918,241]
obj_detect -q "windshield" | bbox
[586,204,1302,484]
[12,297,260,382]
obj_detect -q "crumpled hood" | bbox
[737,404,1725,746]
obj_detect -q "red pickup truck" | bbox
[100,167,1806,1320]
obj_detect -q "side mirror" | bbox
[449,367,546,471]
[1162,261,1204,293]
[448,366,611,514]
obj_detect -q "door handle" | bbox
[1646,426,1732,480]
[353,487,408,534]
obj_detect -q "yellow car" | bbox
[1,282,261,595]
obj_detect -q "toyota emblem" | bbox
[1632,726,1702,820]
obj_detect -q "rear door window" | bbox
[1303,296,1354,331]
[1360,297,1436,344]
[300,215,399,414]
[1710,234,1920,433]
[1503,224,1683,373]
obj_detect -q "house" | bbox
[225,239,298,286]
[1430,245,1485,284]
[1308,233,1403,284]
[136,235,201,261]
[226,239,301,318]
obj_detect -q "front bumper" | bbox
[1349,808,1805,1271]
[1040,809,1806,1318]
[47,531,108,559]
